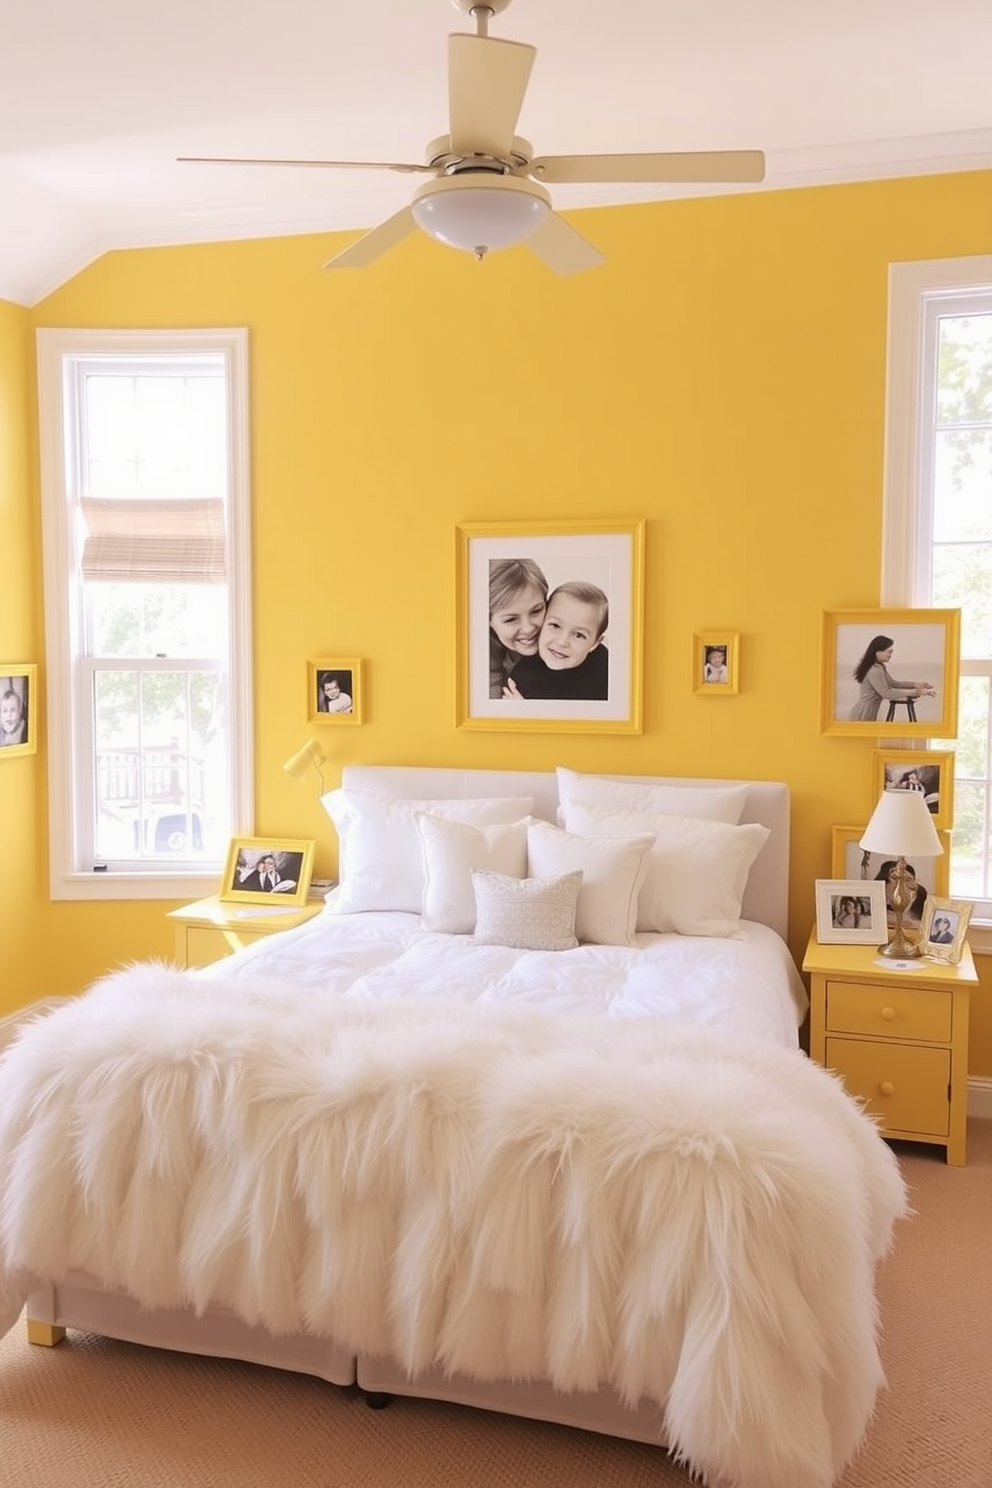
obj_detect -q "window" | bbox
[37,329,253,900]
[884,257,992,922]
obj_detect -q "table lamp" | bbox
[859,788,944,958]
[282,739,327,792]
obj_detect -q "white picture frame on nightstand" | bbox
[814,879,888,944]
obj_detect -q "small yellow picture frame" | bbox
[308,658,363,725]
[0,663,37,759]
[692,633,739,695]
[220,836,315,907]
[870,748,954,831]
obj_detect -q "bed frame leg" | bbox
[26,1318,66,1347]
[363,1390,392,1410]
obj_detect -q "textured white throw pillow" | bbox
[525,818,654,947]
[472,869,582,952]
[562,799,769,937]
[416,814,529,933]
[321,790,534,913]
[555,766,748,825]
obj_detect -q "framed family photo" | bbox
[692,632,739,695]
[456,519,645,733]
[307,659,363,725]
[820,608,960,738]
[814,879,888,945]
[220,837,315,908]
[919,896,972,965]
[870,748,954,830]
[0,664,37,759]
[831,824,951,936]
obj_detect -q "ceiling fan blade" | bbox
[526,212,604,276]
[323,207,418,269]
[448,33,536,158]
[528,150,766,185]
[178,156,433,175]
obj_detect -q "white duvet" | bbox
[0,920,904,1488]
[199,905,810,1048]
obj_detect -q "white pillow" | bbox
[321,790,534,913]
[525,818,654,947]
[562,799,769,937]
[472,870,582,952]
[416,814,528,933]
[555,766,748,825]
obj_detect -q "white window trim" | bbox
[37,327,254,900]
[882,256,992,952]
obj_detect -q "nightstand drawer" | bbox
[183,925,269,968]
[825,1037,951,1137]
[825,981,951,1042]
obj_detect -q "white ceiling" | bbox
[3,0,991,306]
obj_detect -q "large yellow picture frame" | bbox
[820,608,960,738]
[456,518,644,734]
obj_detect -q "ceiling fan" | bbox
[179,0,765,275]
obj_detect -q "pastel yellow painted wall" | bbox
[0,297,42,998]
[13,169,992,1073]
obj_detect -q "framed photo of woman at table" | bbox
[820,608,960,739]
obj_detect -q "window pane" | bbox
[84,371,227,500]
[932,429,992,543]
[950,778,989,900]
[89,583,229,659]
[93,668,229,861]
[931,544,992,656]
[936,313,992,424]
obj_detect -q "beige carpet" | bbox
[1,1124,990,1488]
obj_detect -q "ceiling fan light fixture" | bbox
[411,174,551,256]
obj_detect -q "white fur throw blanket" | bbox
[0,965,907,1488]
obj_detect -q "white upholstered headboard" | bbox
[340,766,791,940]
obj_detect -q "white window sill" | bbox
[967,921,992,957]
[50,871,220,902]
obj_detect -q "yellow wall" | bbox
[0,298,43,988]
[8,169,992,1073]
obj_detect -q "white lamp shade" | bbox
[411,174,551,253]
[859,788,944,858]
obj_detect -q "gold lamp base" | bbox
[877,855,922,957]
[877,933,923,959]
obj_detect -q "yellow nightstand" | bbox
[803,930,976,1166]
[168,894,325,969]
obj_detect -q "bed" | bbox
[0,766,907,1488]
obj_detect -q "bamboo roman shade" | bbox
[80,497,226,584]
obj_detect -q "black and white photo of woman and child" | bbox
[234,850,303,894]
[884,763,941,815]
[488,557,609,701]
[1,676,29,747]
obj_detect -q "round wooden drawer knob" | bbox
[880,1007,897,1021]
[879,1080,895,1097]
